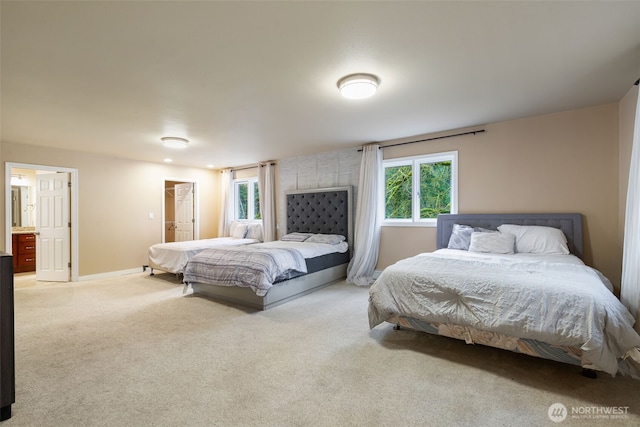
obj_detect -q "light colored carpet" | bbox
[5,272,640,427]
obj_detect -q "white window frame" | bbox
[233,177,260,220]
[381,151,458,227]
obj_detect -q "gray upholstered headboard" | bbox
[436,213,583,259]
[285,186,353,246]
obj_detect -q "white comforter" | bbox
[369,249,640,378]
[149,237,259,274]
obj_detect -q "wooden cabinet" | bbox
[0,253,15,420]
[12,233,36,273]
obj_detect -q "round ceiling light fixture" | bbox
[337,73,379,99]
[161,136,189,149]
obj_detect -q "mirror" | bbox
[11,185,34,228]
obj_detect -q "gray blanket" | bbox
[183,246,307,296]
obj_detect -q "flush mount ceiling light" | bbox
[337,73,379,99]
[161,136,189,149]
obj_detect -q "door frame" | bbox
[162,177,198,243]
[5,162,79,282]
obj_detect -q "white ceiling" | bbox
[2,1,639,169]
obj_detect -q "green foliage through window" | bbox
[237,183,248,219]
[253,182,261,220]
[383,152,456,223]
[419,161,451,218]
[235,178,261,220]
[385,165,412,219]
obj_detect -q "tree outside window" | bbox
[234,178,261,220]
[382,151,457,225]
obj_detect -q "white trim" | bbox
[382,220,437,228]
[79,268,142,282]
[5,162,79,282]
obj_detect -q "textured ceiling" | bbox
[2,1,639,169]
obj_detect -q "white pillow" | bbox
[245,222,263,241]
[280,232,312,242]
[447,224,474,250]
[305,234,346,245]
[468,232,515,254]
[229,221,248,239]
[497,224,569,255]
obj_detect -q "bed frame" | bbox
[189,186,352,310]
[395,213,597,376]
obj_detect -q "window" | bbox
[234,178,261,220]
[382,151,457,226]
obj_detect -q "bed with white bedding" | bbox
[147,222,262,275]
[368,213,640,378]
[183,187,352,310]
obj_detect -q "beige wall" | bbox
[377,103,623,291]
[1,142,218,277]
[1,99,633,289]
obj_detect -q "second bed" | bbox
[183,186,352,310]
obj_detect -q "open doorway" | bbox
[162,179,198,243]
[5,162,79,281]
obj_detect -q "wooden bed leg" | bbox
[581,368,597,379]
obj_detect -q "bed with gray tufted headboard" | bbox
[185,186,352,310]
[369,213,640,379]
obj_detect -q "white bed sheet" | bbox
[148,237,259,274]
[251,240,349,258]
[369,249,640,378]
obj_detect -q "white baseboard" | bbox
[79,267,143,282]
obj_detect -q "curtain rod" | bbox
[223,162,277,173]
[358,129,486,152]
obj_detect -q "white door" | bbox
[36,172,70,281]
[174,183,194,242]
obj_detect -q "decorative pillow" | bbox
[447,224,495,250]
[280,232,312,242]
[229,221,248,239]
[468,232,516,254]
[305,234,346,245]
[473,227,497,233]
[497,224,569,255]
[245,222,263,241]
[447,224,474,250]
